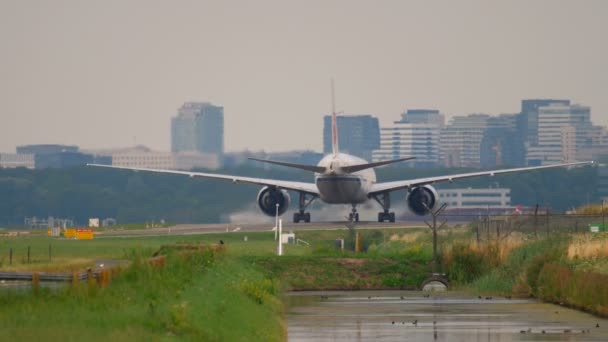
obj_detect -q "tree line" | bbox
[0,164,598,226]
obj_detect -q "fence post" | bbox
[32,272,39,292]
[49,244,52,262]
[9,248,12,265]
[496,221,501,239]
[27,246,31,264]
[533,204,539,238]
[545,209,550,236]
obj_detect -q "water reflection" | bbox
[286,291,608,341]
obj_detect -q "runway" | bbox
[96,221,424,237]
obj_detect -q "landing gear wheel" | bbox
[377,211,395,223]
[294,212,311,223]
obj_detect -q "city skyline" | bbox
[1,1,607,153]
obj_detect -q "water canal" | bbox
[287,291,608,341]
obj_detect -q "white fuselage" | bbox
[314,153,375,204]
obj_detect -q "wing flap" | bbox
[87,164,319,195]
[248,158,326,173]
[341,157,415,173]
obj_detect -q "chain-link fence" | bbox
[437,211,606,241]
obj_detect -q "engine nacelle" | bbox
[257,186,291,217]
[407,185,438,216]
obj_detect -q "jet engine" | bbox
[407,185,438,216]
[257,186,291,217]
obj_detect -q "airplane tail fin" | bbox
[331,79,339,156]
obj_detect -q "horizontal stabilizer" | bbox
[341,157,416,174]
[248,158,326,173]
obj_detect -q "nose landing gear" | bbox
[348,204,360,222]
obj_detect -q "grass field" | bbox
[0,227,430,271]
[3,225,608,340]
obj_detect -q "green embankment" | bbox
[0,248,285,341]
[0,227,432,340]
[3,225,608,340]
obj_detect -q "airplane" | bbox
[88,95,593,223]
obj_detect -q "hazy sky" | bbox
[1,1,607,153]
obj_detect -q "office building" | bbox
[440,114,490,167]
[480,114,526,167]
[397,109,445,127]
[16,144,109,169]
[171,102,224,155]
[90,145,220,170]
[373,123,440,167]
[519,99,571,146]
[526,103,592,165]
[323,114,380,161]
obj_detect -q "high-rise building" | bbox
[519,99,571,146]
[373,123,440,167]
[480,114,526,167]
[440,114,490,168]
[526,103,592,165]
[372,109,443,167]
[397,109,445,127]
[171,102,224,155]
[323,114,380,161]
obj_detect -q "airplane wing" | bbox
[369,161,593,194]
[87,164,320,195]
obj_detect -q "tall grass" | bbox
[0,248,285,341]
[538,263,608,317]
[568,232,608,259]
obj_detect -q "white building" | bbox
[86,146,220,170]
[0,153,35,169]
[438,187,511,209]
[372,123,440,167]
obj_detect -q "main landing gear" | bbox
[348,204,360,222]
[372,192,395,223]
[293,193,317,223]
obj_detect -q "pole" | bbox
[9,248,12,265]
[28,246,30,264]
[432,214,437,272]
[275,203,279,240]
[277,219,283,256]
[49,244,52,262]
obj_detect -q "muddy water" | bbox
[286,291,608,341]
